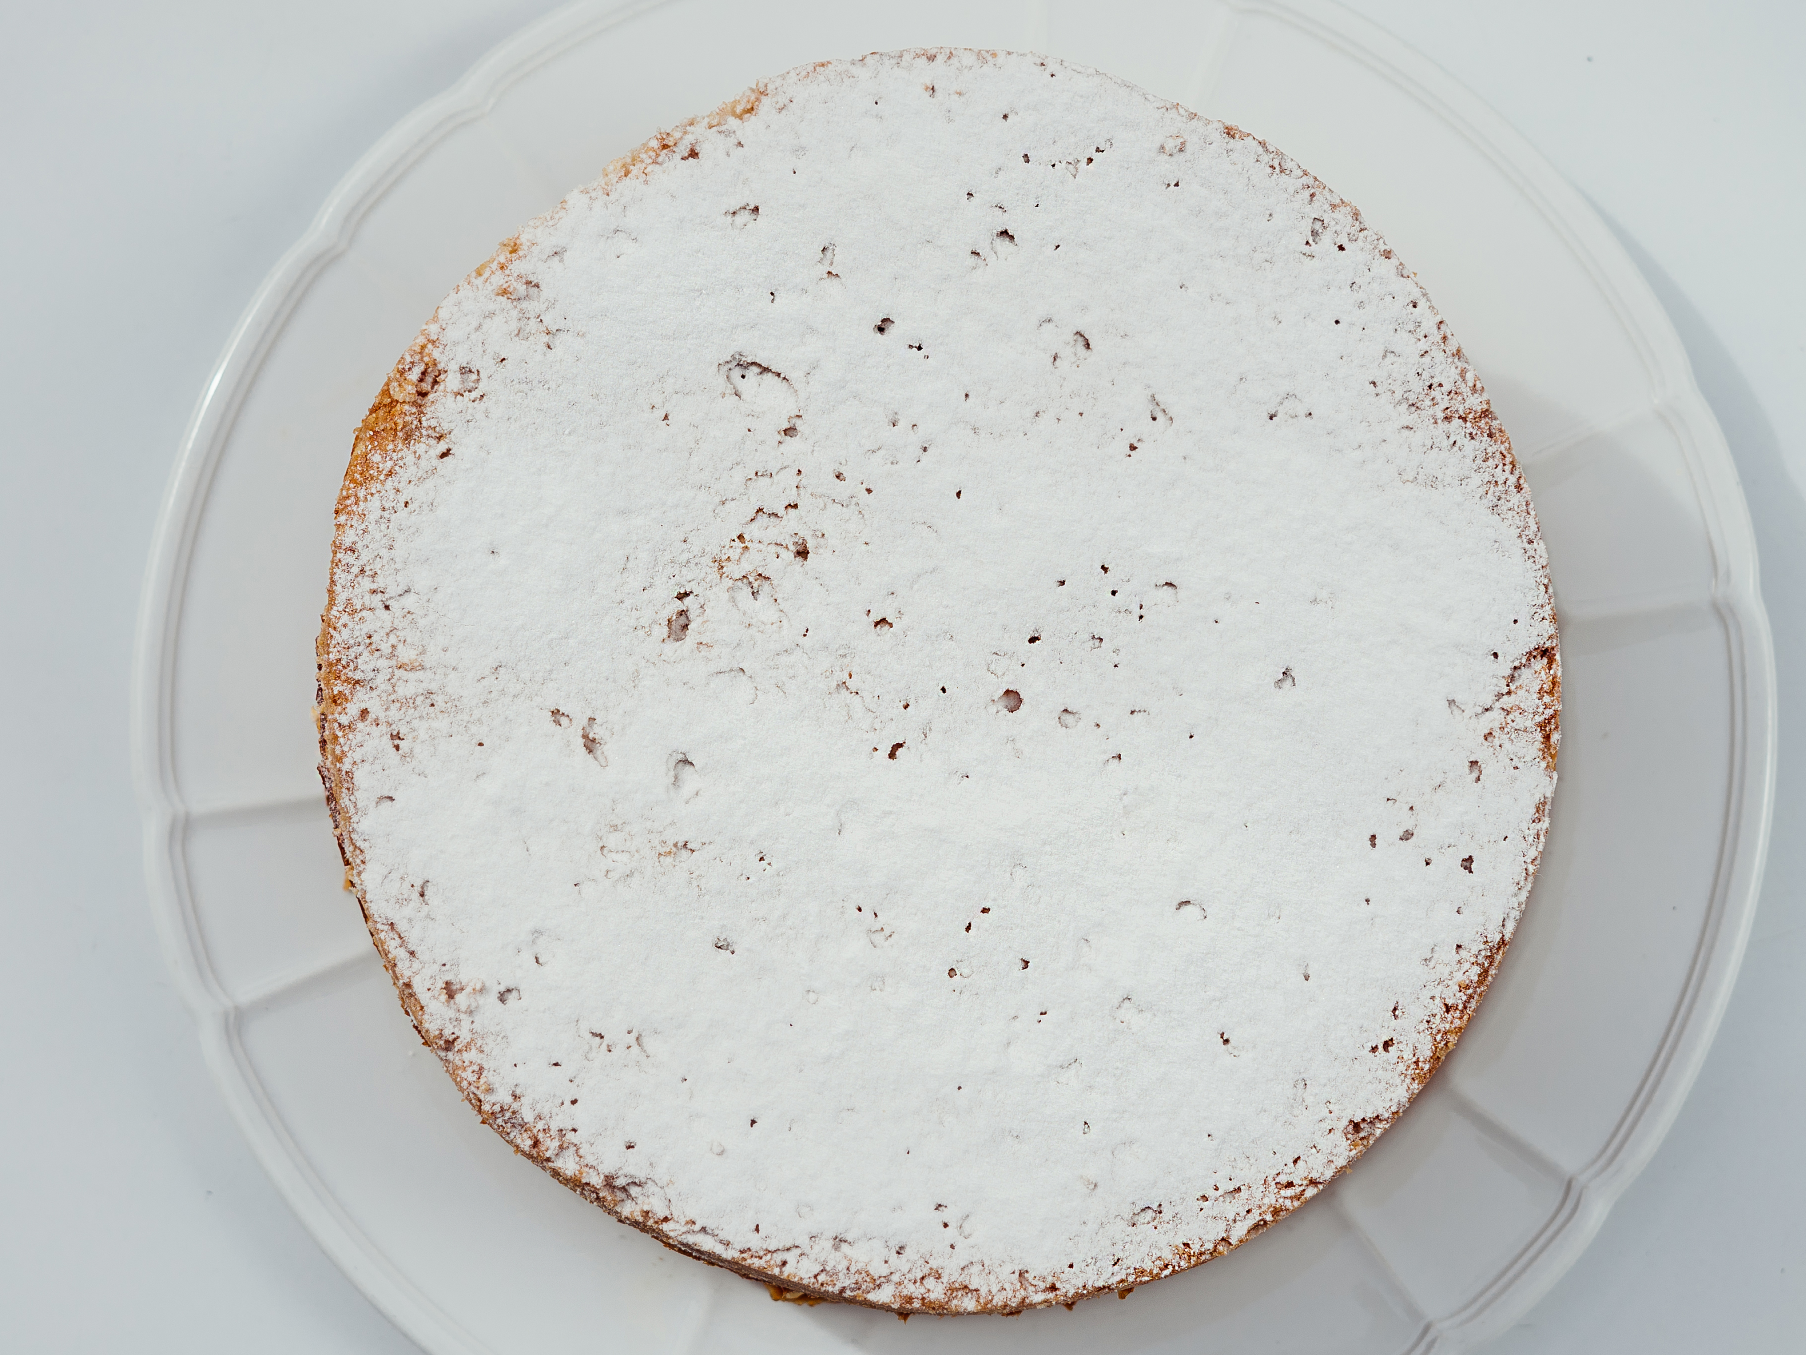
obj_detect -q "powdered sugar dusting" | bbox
[317,50,1557,1313]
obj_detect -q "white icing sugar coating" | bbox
[319,50,1559,1313]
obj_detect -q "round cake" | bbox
[317,49,1558,1314]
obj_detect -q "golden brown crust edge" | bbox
[314,55,1560,1316]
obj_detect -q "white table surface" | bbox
[3,2,1800,1349]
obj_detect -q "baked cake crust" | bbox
[318,50,1558,1314]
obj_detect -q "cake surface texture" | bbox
[318,49,1558,1314]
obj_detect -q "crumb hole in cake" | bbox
[1461,856,1475,873]
[874,316,894,334]
[888,742,905,760]
[1399,828,1414,841]
[581,718,607,767]
[994,689,1023,713]
[550,708,571,727]
[1469,760,1482,781]
[497,987,520,1004]
[1274,667,1296,689]
[666,608,691,641]
[873,617,892,630]
[1059,709,1080,728]
[714,937,735,953]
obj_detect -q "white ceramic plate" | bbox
[132,1,1776,1351]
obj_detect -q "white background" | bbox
[2,2,1800,1349]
